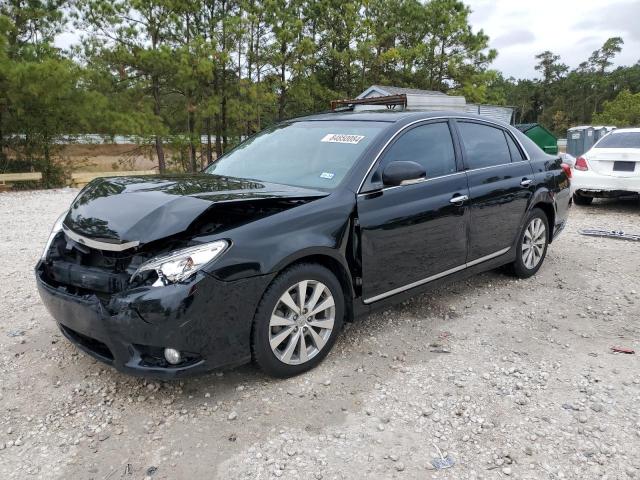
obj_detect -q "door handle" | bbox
[449,194,469,205]
[520,178,532,187]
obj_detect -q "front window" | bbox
[205,121,387,189]
[596,132,640,149]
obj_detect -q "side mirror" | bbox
[382,161,427,186]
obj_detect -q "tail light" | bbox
[561,163,572,179]
[574,157,589,171]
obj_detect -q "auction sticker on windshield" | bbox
[321,134,365,145]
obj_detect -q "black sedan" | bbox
[36,111,572,378]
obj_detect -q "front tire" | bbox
[251,263,344,378]
[509,208,549,278]
[573,191,594,206]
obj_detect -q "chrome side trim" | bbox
[460,161,514,173]
[465,247,511,267]
[363,263,467,304]
[62,224,140,252]
[362,246,510,304]
[358,171,466,196]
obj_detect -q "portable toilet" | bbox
[602,126,617,139]
[592,126,608,143]
[584,126,595,152]
[567,126,595,157]
[515,123,558,154]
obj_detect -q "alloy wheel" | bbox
[522,218,546,269]
[269,280,335,365]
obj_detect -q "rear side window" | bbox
[597,132,640,148]
[381,122,457,178]
[505,132,525,161]
[458,122,511,169]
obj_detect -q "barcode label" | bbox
[321,134,365,145]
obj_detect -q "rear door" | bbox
[455,120,535,263]
[357,120,469,302]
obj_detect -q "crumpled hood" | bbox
[64,174,327,245]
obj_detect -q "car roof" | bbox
[607,128,640,134]
[293,110,512,127]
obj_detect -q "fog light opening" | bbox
[164,348,182,365]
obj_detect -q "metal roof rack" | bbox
[330,94,407,111]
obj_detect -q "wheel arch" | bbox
[271,251,355,323]
[531,201,556,242]
[526,187,556,243]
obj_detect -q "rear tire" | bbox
[573,191,593,206]
[251,263,344,378]
[509,208,549,279]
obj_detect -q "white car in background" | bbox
[572,128,640,205]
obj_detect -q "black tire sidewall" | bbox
[512,209,549,278]
[252,263,344,378]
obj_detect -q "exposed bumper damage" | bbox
[36,260,274,378]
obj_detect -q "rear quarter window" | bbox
[505,132,525,161]
[512,129,546,160]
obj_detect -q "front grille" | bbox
[48,260,130,294]
[42,232,152,298]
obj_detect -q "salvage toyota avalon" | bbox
[36,111,571,378]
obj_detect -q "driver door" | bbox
[356,120,470,303]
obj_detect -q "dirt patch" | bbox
[0,191,638,479]
[60,144,159,172]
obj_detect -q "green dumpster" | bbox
[515,123,558,155]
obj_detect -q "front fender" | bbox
[201,191,357,282]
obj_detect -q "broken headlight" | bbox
[41,210,68,260]
[132,240,229,287]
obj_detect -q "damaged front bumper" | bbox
[36,262,274,378]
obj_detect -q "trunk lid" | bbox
[586,148,640,177]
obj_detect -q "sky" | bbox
[466,0,640,78]
[54,0,640,80]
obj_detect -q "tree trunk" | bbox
[213,53,222,157]
[188,106,197,172]
[205,117,213,165]
[185,13,197,173]
[278,40,287,121]
[151,75,167,173]
[0,109,5,164]
[222,0,229,151]
[222,93,228,151]
[436,38,446,90]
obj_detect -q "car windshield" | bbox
[596,132,640,148]
[205,120,387,189]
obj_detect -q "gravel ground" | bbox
[0,189,639,480]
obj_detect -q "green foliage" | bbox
[3,0,640,184]
[0,0,107,186]
[593,90,640,127]
[68,0,500,170]
[492,37,639,136]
